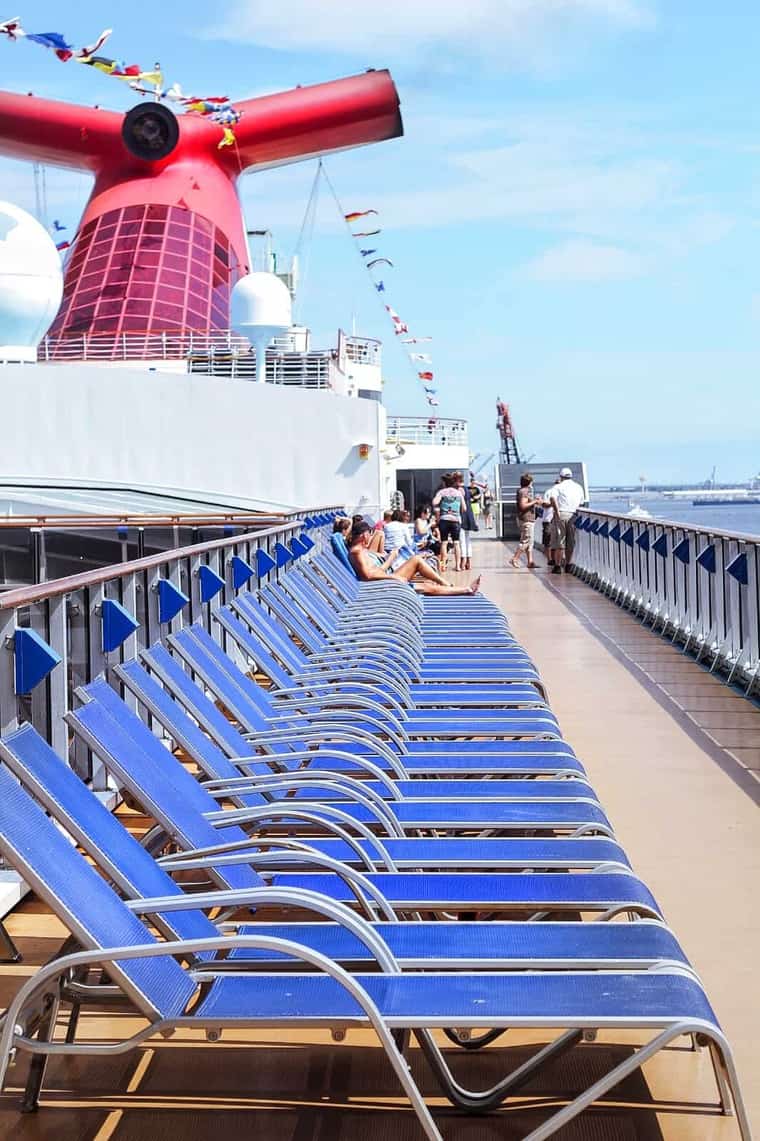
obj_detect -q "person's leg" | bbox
[368,530,385,553]
[550,518,564,573]
[511,521,528,567]
[391,555,447,586]
[438,521,449,573]
[415,576,482,596]
[526,520,536,568]
[565,517,576,569]
[542,524,553,566]
[555,518,568,571]
[460,528,472,570]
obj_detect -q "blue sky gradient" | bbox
[1,1,759,483]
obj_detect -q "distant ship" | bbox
[692,493,760,506]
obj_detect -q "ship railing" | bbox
[38,332,253,362]
[189,350,334,388]
[385,417,469,448]
[571,509,760,693]
[0,506,342,786]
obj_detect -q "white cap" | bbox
[560,466,573,478]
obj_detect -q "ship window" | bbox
[128,282,154,301]
[153,301,183,322]
[162,269,186,291]
[125,299,151,316]
[161,253,186,274]
[165,237,189,257]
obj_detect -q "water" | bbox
[590,494,760,539]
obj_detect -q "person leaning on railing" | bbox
[547,467,586,574]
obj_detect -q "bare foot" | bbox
[509,559,520,569]
[468,575,482,593]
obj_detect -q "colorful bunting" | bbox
[2,21,240,148]
[337,196,443,411]
[0,17,24,39]
[385,305,408,335]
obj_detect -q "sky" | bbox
[1,1,760,484]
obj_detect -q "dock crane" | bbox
[496,399,524,464]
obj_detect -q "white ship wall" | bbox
[0,365,383,514]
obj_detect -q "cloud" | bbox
[523,238,647,280]
[207,0,654,65]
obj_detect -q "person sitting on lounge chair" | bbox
[348,521,481,595]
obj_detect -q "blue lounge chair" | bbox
[167,624,563,740]
[67,695,658,916]
[123,648,587,778]
[232,588,546,693]
[257,575,546,682]
[106,662,596,810]
[79,677,611,836]
[217,600,548,708]
[0,764,749,1139]
[110,663,617,874]
[0,723,686,962]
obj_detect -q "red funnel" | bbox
[0,71,402,345]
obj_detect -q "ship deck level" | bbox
[0,536,758,1140]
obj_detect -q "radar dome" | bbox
[0,201,63,362]
[231,272,293,383]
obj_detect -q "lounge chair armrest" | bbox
[204,773,402,830]
[271,686,409,722]
[228,748,408,785]
[261,709,408,751]
[203,762,402,800]
[157,823,395,874]
[232,746,409,783]
[200,785,401,839]
[202,799,404,839]
[241,723,409,763]
[274,681,411,717]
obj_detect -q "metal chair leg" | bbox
[0,919,21,964]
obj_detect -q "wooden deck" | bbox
[1,535,758,1140]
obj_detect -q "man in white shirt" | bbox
[547,467,585,574]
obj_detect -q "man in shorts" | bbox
[548,467,585,573]
[510,473,540,569]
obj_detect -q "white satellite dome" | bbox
[231,272,292,383]
[0,201,63,363]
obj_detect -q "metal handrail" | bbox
[580,508,760,545]
[385,416,469,448]
[0,513,291,531]
[571,509,760,694]
[0,505,342,775]
[0,519,306,611]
